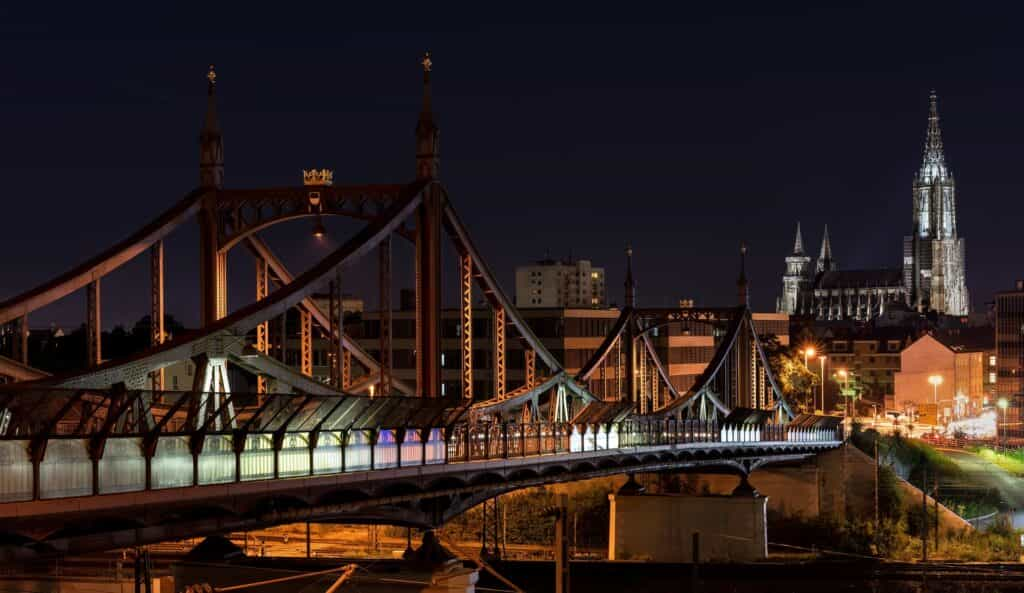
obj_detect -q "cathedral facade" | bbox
[778,92,969,320]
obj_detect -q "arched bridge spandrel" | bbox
[213,184,416,251]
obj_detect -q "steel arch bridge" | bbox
[0,58,841,559]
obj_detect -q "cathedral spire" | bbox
[624,246,635,308]
[816,225,834,273]
[919,90,947,183]
[415,51,440,180]
[792,221,805,255]
[199,64,224,189]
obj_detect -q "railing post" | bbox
[369,430,377,470]
[396,429,404,469]
[501,423,509,459]
[340,430,347,473]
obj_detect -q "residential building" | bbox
[893,332,991,423]
[996,281,1024,435]
[515,258,606,308]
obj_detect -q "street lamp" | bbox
[819,355,827,414]
[928,375,943,405]
[803,347,816,368]
[998,397,1009,450]
[837,368,850,417]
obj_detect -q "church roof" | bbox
[814,269,904,289]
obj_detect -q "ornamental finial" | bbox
[207,64,217,85]
[421,51,432,72]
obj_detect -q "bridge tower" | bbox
[416,52,443,397]
[198,65,226,327]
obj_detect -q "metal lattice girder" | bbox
[215,250,228,321]
[328,277,339,389]
[342,350,352,390]
[493,307,505,398]
[243,234,415,395]
[86,280,101,368]
[524,348,535,389]
[255,256,270,395]
[150,242,165,391]
[460,253,473,400]
[639,332,682,406]
[300,309,312,377]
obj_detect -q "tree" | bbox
[762,334,819,413]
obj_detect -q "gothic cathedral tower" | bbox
[903,91,969,315]
[777,222,812,314]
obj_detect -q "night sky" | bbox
[2,3,1023,330]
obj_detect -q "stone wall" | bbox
[609,492,767,563]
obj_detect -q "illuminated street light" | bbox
[928,374,943,405]
[819,355,827,413]
[803,347,816,368]
[998,397,1009,450]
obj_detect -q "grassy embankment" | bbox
[970,446,1024,476]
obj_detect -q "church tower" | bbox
[903,91,968,314]
[778,222,812,314]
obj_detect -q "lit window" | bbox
[989,372,996,384]
[990,355,997,367]
[441,353,446,367]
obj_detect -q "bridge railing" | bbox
[0,397,840,504]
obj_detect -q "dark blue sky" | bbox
[2,3,1022,329]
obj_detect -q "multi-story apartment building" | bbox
[996,281,1024,435]
[515,258,606,309]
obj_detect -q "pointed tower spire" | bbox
[199,64,224,189]
[737,242,749,306]
[415,51,440,180]
[919,89,948,183]
[819,225,832,260]
[624,246,635,308]
[816,225,834,273]
[792,221,805,255]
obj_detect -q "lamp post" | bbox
[998,397,1009,451]
[838,368,850,418]
[804,347,815,369]
[819,355,827,414]
[928,375,943,427]
[803,347,816,413]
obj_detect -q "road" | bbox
[938,448,1024,527]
